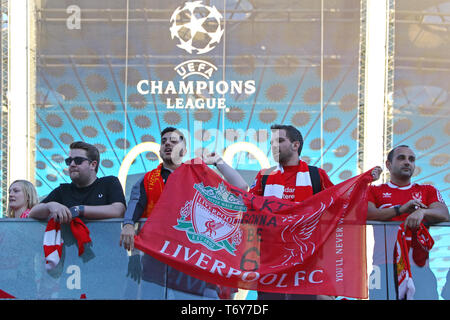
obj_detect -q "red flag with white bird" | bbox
[134,159,372,298]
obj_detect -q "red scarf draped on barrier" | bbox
[134,160,373,298]
[43,217,91,270]
[394,222,434,300]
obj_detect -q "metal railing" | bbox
[0,219,448,299]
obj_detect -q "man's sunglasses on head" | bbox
[65,156,92,166]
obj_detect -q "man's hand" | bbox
[203,152,249,191]
[401,200,428,229]
[47,202,72,224]
[120,224,136,251]
[404,209,425,229]
[400,199,427,214]
[202,152,224,166]
[371,166,382,181]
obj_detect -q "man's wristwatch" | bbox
[70,205,85,218]
[78,205,85,218]
[393,205,402,216]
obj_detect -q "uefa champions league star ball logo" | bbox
[170,1,224,54]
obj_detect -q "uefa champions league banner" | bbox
[136,1,257,111]
[134,160,373,299]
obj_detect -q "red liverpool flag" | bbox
[134,160,372,299]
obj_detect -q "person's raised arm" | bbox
[203,152,249,191]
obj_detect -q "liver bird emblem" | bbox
[272,199,333,268]
[203,219,224,238]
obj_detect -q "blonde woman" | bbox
[7,180,39,218]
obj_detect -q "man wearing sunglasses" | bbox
[29,141,126,223]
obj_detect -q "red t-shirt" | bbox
[249,165,334,200]
[369,181,446,266]
[368,181,445,221]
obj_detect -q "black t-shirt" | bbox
[42,176,126,208]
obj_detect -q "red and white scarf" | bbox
[19,208,31,219]
[394,222,434,300]
[263,160,313,202]
[143,163,165,218]
[43,217,91,270]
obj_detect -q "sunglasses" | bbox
[65,156,92,166]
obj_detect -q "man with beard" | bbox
[367,145,448,228]
[29,141,126,222]
[367,145,448,299]
[249,124,334,200]
[250,124,382,300]
[119,127,247,299]
[249,124,335,300]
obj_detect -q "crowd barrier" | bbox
[0,219,449,300]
